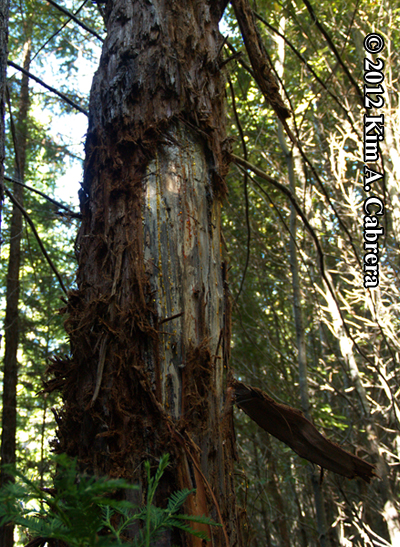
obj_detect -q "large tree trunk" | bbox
[0,36,31,547]
[50,1,242,545]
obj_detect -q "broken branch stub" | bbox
[232,380,376,483]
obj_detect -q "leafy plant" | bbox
[0,453,220,546]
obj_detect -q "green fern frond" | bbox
[174,513,221,526]
[0,453,221,547]
[166,488,195,513]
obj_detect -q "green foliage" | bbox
[0,454,219,547]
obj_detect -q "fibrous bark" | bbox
[0,0,9,234]
[46,1,241,546]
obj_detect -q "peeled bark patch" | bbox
[232,380,376,483]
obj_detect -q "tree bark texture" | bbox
[48,1,242,546]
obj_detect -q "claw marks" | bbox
[142,123,225,418]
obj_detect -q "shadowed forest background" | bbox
[1,0,399,546]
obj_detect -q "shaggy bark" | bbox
[47,1,242,546]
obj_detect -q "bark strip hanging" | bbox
[232,380,376,482]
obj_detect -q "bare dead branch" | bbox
[232,379,376,482]
[7,61,88,116]
[253,10,360,137]
[4,175,79,216]
[45,0,104,42]
[231,0,291,121]
[301,0,363,104]
[32,0,92,63]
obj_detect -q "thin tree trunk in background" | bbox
[282,133,331,547]
[275,21,331,547]
[289,474,310,547]
[47,1,243,545]
[322,280,400,545]
[0,0,9,235]
[0,37,31,547]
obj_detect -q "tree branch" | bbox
[231,153,336,324]
[32,0,93,63]
[253,10,360,137]
[228,79,251,301]
[4,175,80,217]
[231,154,394,421]
[4,188,68,294]
[231,0,290,121]
[231,153,324,266]
[301,0,363,104]
[7,61,88,116]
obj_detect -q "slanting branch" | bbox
[301,0,363,104]
[4,175,79,216]
[231,153,327,277]
[253,11,359,137]
[7,61,88,116]
[45,0,104,42]
[228,79,250,300]
[4,188,67,294]
[232,379,376,483]
[232,155,397,409]
[231,0,290,121]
